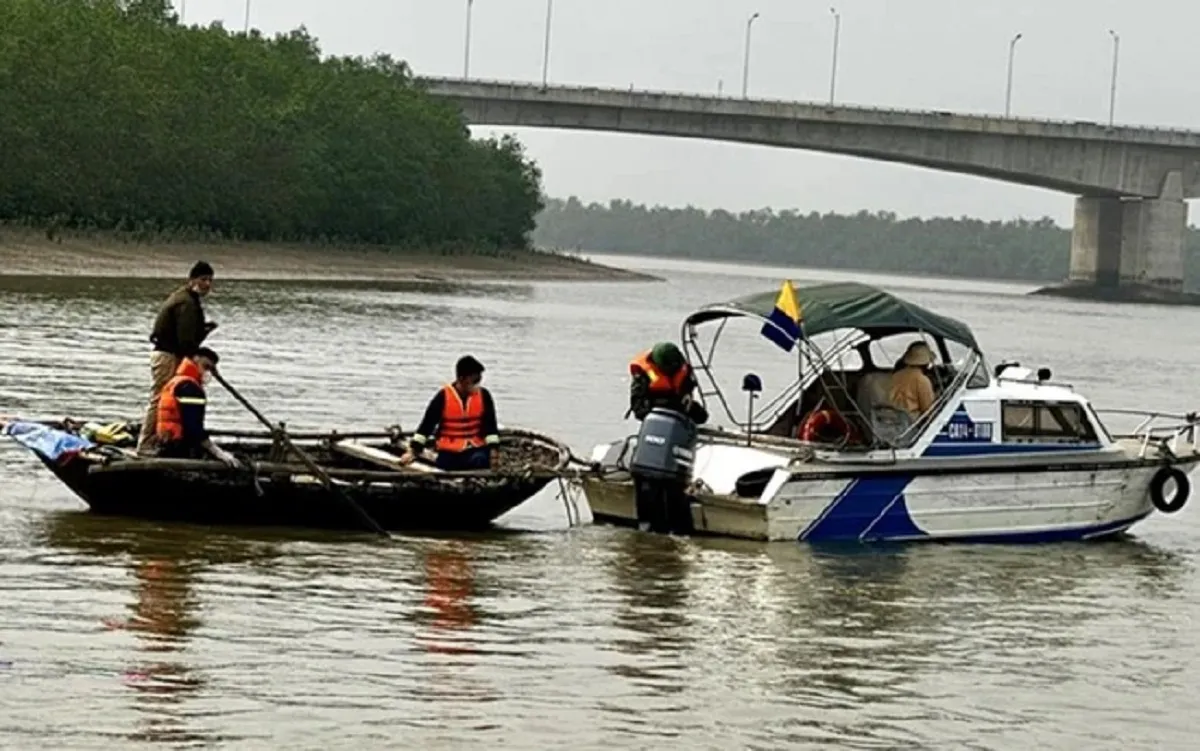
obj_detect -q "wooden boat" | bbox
[2,418,578,534]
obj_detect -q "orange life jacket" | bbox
[155,358,204,443]
[436,384,486,453]
[629,350,691,396]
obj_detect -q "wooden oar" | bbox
[211,369,391,539]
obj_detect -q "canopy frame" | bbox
[679,282,984,450]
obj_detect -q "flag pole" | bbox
[796,338,804,426]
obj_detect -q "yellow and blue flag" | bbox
[760,279,803,351]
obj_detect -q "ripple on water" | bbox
[2,269,1200,748]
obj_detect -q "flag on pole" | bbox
[760,279,803,351]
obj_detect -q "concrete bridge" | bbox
[418,76,1200,298]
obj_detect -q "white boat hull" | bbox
[579,454,1193,543]
[768,464,1160,543]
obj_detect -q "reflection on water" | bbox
[418,541,478,655]
[605,532,692,706]
[116,556,203,745]
[3,262,1200,748]
[35,513,293,746]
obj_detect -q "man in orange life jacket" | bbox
[153,347,239,468]
[399,356,501,472]
[629,342,709,424]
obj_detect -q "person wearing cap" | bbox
[628,342,709,423]
[400,355,501,471]
[152,346,239,467]
[888,341,938,419]
[138,261,218,453]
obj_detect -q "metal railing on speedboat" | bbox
[1095,408,1200,458]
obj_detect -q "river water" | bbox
[1,256,1198,749]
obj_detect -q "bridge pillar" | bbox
[1063,171,1188,300]
[1118,171,1187,292]
[1068,196,1123,287]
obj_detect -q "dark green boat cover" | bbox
[686,281,979,350]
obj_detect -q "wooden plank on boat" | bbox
[331,440,442,474]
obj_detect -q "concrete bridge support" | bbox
[1067,171,1187,296]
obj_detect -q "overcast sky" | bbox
[186,0,1197,224]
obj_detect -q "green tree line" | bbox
[534,197,1200,288]
[0,0,543,249]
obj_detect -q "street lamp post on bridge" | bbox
[540,0,554,89]
[1108,29,1120,127]
[828,7,840,105]
[463,0,474,78]
[741,11,760,99]
[1004,32,1022,117]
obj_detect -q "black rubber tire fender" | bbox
[1149,466,1190,514]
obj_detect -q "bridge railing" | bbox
[417,75,1200,139]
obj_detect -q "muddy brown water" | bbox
[1,257,1198,749]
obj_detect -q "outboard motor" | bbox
[629,407,698,534]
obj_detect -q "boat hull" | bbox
[580,458,1194,543]
[43,455,548,533]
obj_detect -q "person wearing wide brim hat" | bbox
[902,341,935,367]
[889,341,937,419]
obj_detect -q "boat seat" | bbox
[854,371,915,446]
[331,440,440,474]
[866,406,913,446]
[855,371,892,410]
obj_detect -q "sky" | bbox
[183,0,1199,224]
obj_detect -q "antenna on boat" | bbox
[742,373,762,446]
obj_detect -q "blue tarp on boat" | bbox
[2,421,94,462]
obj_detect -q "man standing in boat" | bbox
[151,346,239,467]
[628,342,709,424]
[137,261,218,454]
[399,356,501,471]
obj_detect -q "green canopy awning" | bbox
[685,281,980,350]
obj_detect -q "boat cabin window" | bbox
[1001,400,1098,443]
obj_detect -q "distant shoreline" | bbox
[1030,281,1200,306]
[586,249,1044,288]
[0,227,658,283]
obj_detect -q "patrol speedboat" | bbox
[578,281,1199,543]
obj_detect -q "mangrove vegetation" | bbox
[0,0,543,250]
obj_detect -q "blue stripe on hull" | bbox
[798,475,925,542]
[922,442,1103,457]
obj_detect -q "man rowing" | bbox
[137,261,218,454]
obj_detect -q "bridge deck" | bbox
[418,77,1200,148]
